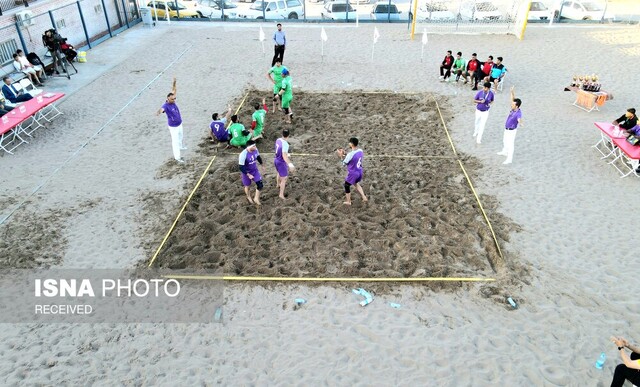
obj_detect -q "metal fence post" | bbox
[102,0,113,37]
[15,23,28,54]
[303,0,306,21]
[113,0,124,25]
[48,10,56,29]
[221,2,225,20]
[176,0,180,18]
[120,0,130,27]
[346,0,350,22]
[262,2,265,20]
[387,0,391,22]
[77,1,92,48]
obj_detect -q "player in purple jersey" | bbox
[239,140,264,205]
[274,129,295,200]
[336,137,368,205]
[209,105,232,144]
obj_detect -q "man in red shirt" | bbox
[481,55,494,85]
[439,50,453,82]
[465,53,482,90]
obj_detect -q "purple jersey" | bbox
[505,109,522,129]
[161,102,182,127]
[274,138,289,163]
[274,138,290,178]
[210,120,229,141]
[343,149,363,185]
[239,148,261,186]
[474,90,494,112]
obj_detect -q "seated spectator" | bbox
[451,52,466,83]
[2,76,32,103]
[466,53,482,89]
[0,94,14,117]
[610,336,640,387]
[14,50,44,86]
[481,55,494,85]
[488,56,507,91]
[613,108,638,130]
[439,50,453,82]
[210,106,232,144]
[228,114,252,149]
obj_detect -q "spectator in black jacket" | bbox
[613,108,637,130]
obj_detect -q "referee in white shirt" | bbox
[272,23,286,66]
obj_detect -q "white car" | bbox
[527,1,551,20]
[321,2,357,20]
[416,1,457,21]
[459,1,502,21]
[238,0,305,19]
[553,0,611,20]
[370,1,402,20]
[196,0,238,18]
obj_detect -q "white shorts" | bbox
[22,66,40,75]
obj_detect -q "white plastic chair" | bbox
[19,78,42,96]
[497,71,507,92]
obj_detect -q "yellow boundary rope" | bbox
[164,274,495,282]
[432,96,505,263]
[147,92,249,268]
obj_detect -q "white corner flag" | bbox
[421,28,427,62]
[321,27,327,60]
[371,27,380,60]
[259,27,266,55]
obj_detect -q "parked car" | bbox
[526,1,551,20]
[196,0,238,18]
[459,1,502,21]
[147,0,201,18]
[370,1,402,20]
[415,1,457,21]
[238,0,305,19]
[552,0,611,20]
[321,2,357,19]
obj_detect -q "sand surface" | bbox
[0,22,639,385]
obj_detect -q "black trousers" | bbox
[439,65,451,79]
[611,352,640,387]
[272,45,285,66]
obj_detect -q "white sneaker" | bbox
[439,76,444,80]
[502,160,512,165]
[176,158,185,163]
[476,140,482,144]
[497,151,507,156]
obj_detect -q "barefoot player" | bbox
[239,140,264,205]
[278,68,293,124]
[267,60,287,112]
[274,129,294,199]
[336,137,367,205]
[251,98,268,140]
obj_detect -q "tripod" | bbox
[49,47,77,79]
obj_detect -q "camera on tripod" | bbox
[42,28,67,51]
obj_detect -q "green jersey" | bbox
[452,58,466,71]
[281,76,293,99]
[252,109,266,137]
[229,123,251,147]
[269,65,287,93]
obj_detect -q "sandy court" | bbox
[0,22,639,385]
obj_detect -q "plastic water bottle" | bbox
[595,352,606,369]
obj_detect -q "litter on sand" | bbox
[389,302,401,309]
[294,298,306,306]
[352,288,374,307]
